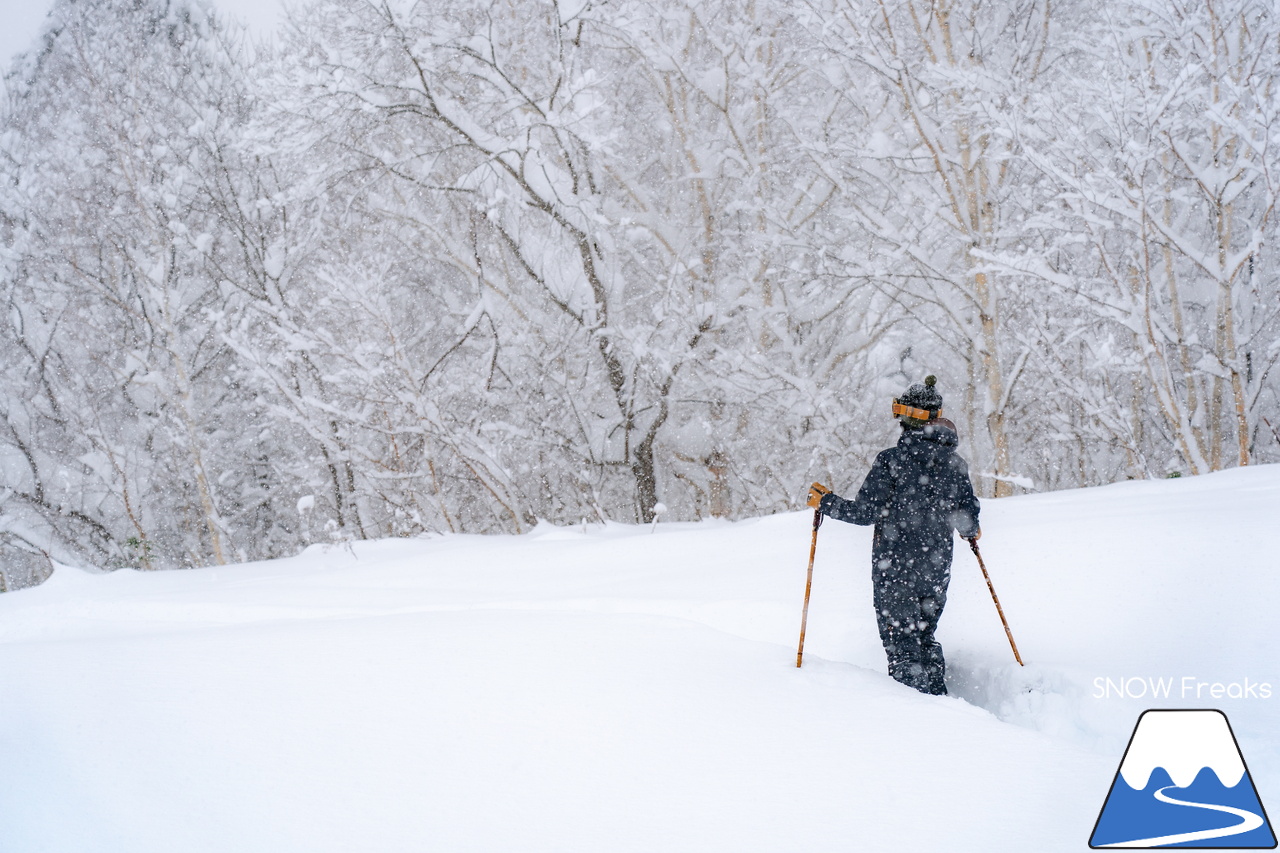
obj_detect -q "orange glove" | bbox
[807,482,831,509]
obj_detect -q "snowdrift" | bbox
[2,465,1278,852]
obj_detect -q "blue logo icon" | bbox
[1090,709,1276,848]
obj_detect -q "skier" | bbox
[807,376,980,696]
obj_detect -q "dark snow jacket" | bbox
[818,423,980,581]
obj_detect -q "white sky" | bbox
[0,0,288,72]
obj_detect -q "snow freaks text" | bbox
[1093,677,1274,701]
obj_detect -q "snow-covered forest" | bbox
[2,0,1277,585]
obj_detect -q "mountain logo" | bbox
[1090,709,1276,848]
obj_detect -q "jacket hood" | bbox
[899,422,959,450]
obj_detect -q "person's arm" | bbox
[947,455,981,539]
[817,451,895,527]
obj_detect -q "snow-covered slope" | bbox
[2,466,1278,852]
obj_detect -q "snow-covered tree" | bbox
[1006,0,1280,477]
[798,0,1055,495]
[0,0,268,568]
[2,0,1277,590]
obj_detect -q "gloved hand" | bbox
[807,482,831,509]
[968,527,982,542]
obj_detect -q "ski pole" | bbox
[796,509,823,668]
[969,538,1024,666]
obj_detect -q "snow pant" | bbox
[871,560,950,696]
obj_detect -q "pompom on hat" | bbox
[892,375,943,426]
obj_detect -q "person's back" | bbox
[808,376,979,695]
[857,422,977,572]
